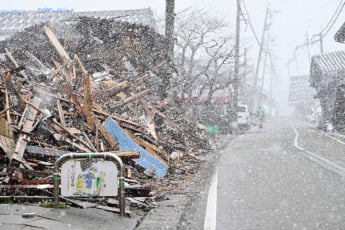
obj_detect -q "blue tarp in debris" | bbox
[104,118,168,178]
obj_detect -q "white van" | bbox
[237,104,250,128]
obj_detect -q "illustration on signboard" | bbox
[73,166,106,196]
[61,160,117,197]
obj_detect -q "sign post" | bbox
[53,152,125,216]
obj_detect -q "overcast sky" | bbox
[2,0,345,113]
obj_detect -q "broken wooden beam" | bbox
[5,48,31,84]
[94,118,119,150]
[84,74,94,131]
[92,81,129,101]
[44,27,72,64]
[4,87,11,124]
[52,119,93,152]
[0,116,15,160]
[25,145,70,159]
[63,83,87,121]
[110,89,151,109]
[12,96,41,163]
[56,100,66,126]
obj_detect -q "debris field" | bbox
[0,16,210,214]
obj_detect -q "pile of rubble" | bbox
[0,17,210,213]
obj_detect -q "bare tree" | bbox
[199,37,235,105]
[174,10,234,104]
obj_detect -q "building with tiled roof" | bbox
[310,50,345,129]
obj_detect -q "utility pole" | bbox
[233,0,241,115]
[320,28,324,54]
[260,35,270,95]
[306,31,311,66]
[260,51,268,95]
[269,54,274,117]
[253,7,269,89]
[166,0,175,59]
[242,48,247,100]
[252,7,269,113]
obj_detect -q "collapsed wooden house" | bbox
[0,14,210,212]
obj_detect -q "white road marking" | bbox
[293,127,345,174]
[293,127,304,151]
[325,133,345,145]
[204,167,218,230]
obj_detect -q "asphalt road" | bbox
[213,118,345,230]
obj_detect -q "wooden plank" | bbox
[84,74,93,131]
[140,98,157,140]
[44,27,72,64]
[4,87,11,124]
[12,97,41,163]
[0,117,15,160]
[56,100,65,126]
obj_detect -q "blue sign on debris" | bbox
[104,118,168,178]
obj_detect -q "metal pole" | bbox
[54,152,125,216]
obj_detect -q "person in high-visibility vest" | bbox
[257,106,264,122]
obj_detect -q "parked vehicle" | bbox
[237,104,251,129]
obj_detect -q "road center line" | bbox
[293,127,345,174]
[204,167,218,230]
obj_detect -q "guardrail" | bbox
[53,152,125,216]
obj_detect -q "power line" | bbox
[317,0,345,38]
[288,0,345,68]
[240,0,269,53]
[322,0,345,38]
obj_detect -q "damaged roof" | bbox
[311,50,345,74]
[335,21,345,43]
[0,8,156,41]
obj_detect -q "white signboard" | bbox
[61,160,118,196]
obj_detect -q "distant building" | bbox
[310,51,345,129]
[289,75,316,114]
[0,8,156,41]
